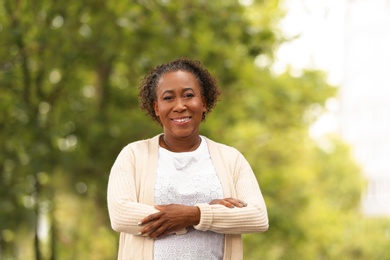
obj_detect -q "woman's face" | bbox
[153,70,206,140]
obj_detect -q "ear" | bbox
[202,98,207,112]
[153,101,159,117]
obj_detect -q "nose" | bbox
[173,99,186,112]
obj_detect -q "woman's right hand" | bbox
[209,198,247,208]
[138,204,200,239]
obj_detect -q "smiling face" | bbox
[153,70,206,141]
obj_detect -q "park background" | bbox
[1,0,390,259]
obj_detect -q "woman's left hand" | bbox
[209,197,247,208]
[139,204,200,239]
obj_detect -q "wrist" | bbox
[191,206,200,226]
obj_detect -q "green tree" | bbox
[1,0,389,259]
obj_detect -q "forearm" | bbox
[194,202,268,234]
[108,199,158,234]
[194,152,269,234]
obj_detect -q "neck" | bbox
[160,134,201,152]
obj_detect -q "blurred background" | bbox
[1,0,389,259]
[278,0,390,218]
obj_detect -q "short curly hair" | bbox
[138,58,221,124]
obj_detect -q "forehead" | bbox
[157,70,200,90]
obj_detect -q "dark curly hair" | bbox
[138,58,221,124]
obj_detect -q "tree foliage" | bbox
[1,0,389,259]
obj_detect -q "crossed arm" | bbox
[107,146,268,239]
[138,198,247,239]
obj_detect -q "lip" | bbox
[171,116,191,124]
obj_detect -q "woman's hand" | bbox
[209,198,247,208]
[138,198,246,239]
[138,204,200,239]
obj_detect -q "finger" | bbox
[209,199,221,205]
[155,204,165,211]
[148,224,169,239]
[140,212,161,227]
[139,220,159,236]
[232,200,246,208]
[210,199,234,208]
[222,200,235,208]
[236,199,248,207]
[225,198,247,208]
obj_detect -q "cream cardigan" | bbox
[107,134,268,260]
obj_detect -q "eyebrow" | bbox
[162,88,194,95]
[162,90,174,95]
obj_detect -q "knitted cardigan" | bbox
[107,134,268,260]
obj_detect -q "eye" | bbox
[184,93,195,98]
[163,96,173,101]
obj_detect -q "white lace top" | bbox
[153,137,224,260]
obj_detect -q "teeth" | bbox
[173,118,190,123]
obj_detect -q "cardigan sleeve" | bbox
[194,149,268,234]
[107,145,158,235]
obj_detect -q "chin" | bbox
[170,129,198,138]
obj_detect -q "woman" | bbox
[107,58,268,260]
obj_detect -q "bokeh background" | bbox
[1,0,389,259]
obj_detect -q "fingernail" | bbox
[243,202,248,206]
[137,232,142,236]
[137,222,142,226]
[230,205,235,208]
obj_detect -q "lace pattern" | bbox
[153,137,224,260]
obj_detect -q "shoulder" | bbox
[126,134,160,149]
[203,136,242,158]
[203,137,252,175]
[120,134,161,156]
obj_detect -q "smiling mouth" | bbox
[172,117,191,123]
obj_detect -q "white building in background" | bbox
[339,0,390,216]
[277,0,390,216]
